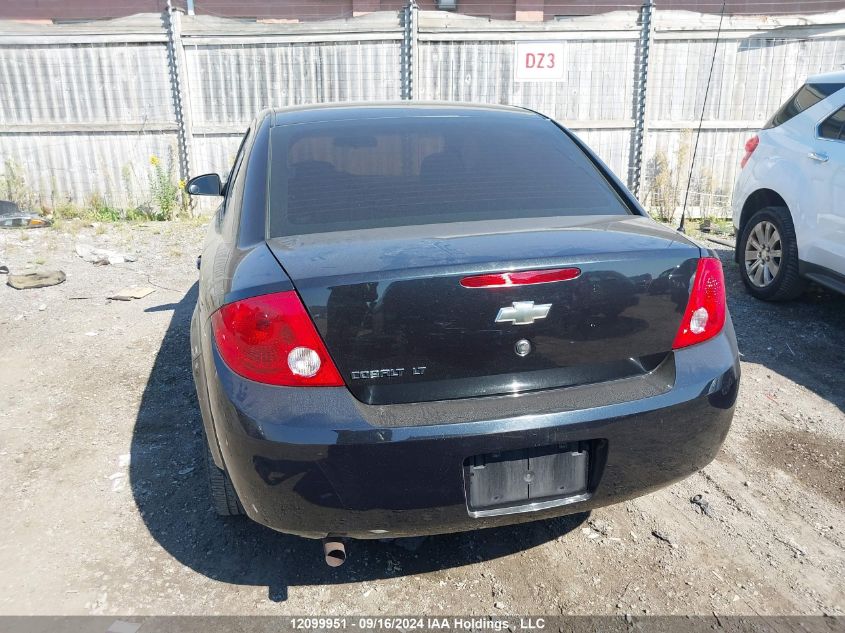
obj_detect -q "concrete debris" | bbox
[75,243,138,266]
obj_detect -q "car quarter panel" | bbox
[193,111,286,466]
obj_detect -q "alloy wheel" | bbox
[744,220,782,288]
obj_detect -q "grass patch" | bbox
[51,197,164,223]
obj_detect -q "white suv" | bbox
[732,69,845,301]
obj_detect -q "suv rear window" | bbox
[764,83,845,129]
[268,114,630,237]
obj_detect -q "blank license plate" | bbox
[465,443,589,511]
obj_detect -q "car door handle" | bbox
[808,151,829,162]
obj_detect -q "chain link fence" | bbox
[0,22,179,217]
[0,3,843,220]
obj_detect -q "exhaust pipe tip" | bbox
[322,539,347,567]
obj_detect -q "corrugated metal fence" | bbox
[1,7,844,218]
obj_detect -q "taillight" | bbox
[672,257,726,350]
[740,135,759,168]
[211,291,343,387]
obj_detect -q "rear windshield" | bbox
[764,83,845,129]
[268,114,630,236]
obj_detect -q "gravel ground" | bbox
[0,220,843,616]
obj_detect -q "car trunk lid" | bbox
[267,215,700,405]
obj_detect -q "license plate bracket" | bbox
[464,442,589,513]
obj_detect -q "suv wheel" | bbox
[738,206,806,301]
[206,445,244,516]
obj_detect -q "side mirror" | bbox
[186,173,223,196]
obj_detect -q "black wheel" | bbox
[205,444,244,516]
[738,206,806,301]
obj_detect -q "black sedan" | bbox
[187,103,739,564]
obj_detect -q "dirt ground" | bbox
[0,220,843,616]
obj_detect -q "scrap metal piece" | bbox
[0,214,51,229]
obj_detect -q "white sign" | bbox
[514,42,565,82]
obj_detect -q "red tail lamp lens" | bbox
[741,135,759,168]
[672,257,727,349]
[461,267,581,288]
[211,291,343,387]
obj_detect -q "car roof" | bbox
[270,101,540,127]
[806,69,845,84]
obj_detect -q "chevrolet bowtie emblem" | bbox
[495,301,552,326]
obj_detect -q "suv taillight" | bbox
[740,135,759,168]
[211,291,343,386]
[672,257,726,350]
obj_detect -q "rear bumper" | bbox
[202,321,739,539]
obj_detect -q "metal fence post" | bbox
[165,0,194,183]
[628,0,653,199]
[400,0,419,100]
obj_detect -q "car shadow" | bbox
[713,244,845,413]
[129,282,588,601]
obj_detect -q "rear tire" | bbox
[206,445,244,516]
[738,206,806,301]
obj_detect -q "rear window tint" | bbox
[268,115,630,237]
[764,83,845,129]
